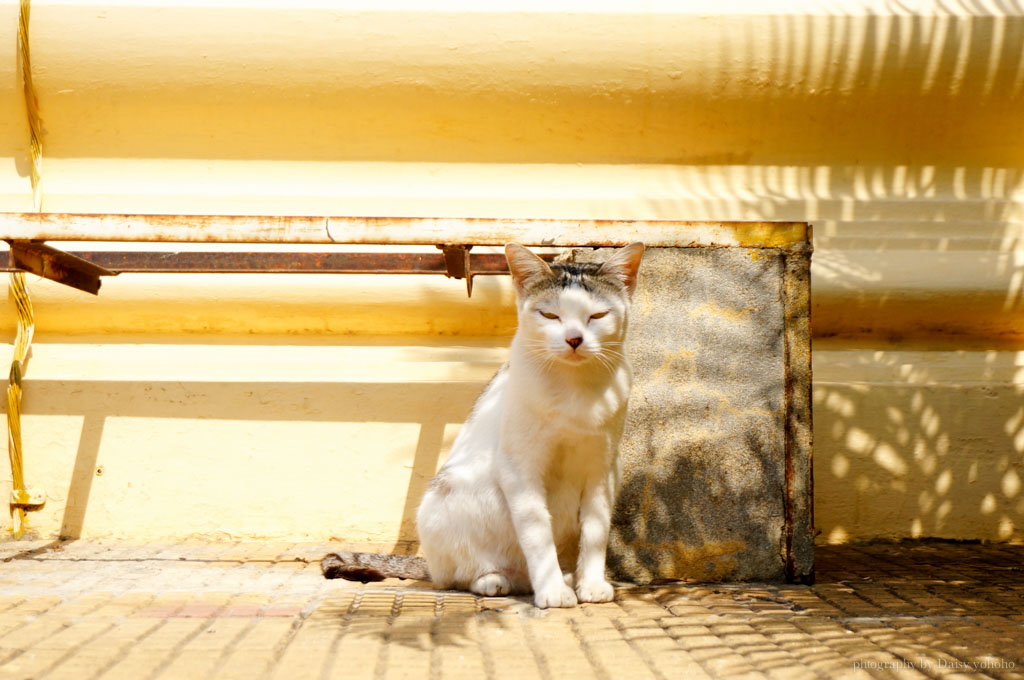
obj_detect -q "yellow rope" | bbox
[7,272,34,537]
[18,0,43,211]
[9,0,39,536]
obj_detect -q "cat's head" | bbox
[505,242,644,367]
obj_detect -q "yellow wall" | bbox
[1,1,1022,543]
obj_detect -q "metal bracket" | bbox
[10,488,45,508]
[7,240,117,295]
[438,244,474,297]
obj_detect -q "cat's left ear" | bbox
[599,242,645,296]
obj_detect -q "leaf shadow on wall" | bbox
[815,351,1024,543]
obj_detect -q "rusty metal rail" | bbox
[0,213,809,248]
[0,249,535,275]
[0,243,561,296]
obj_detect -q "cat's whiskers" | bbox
[598,349,626,363]
[597,343,626,358]
[593,351,619,373]
[522,342,561,372]
[521,337,628,374]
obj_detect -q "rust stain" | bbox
[650,347,697,383]
[690,302,755,323]
[639,284,653,314]
[782,247,814,584]
[639,538,747,580]
[630,471,746,580]
[712,395,775,428]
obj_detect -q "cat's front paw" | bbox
[470,572,511,597]
[533,583,578,609]
[576,579,615,603]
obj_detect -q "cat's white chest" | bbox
[523,367,630,434]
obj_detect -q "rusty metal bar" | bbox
[7,241,116,295]
[438,245,475,296]
[0,213,810,249]
[0,250,552,275]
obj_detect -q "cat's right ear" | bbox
[505,243,552,293]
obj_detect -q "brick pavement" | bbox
[0,540,1020,679]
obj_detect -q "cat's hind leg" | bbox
[417,489,459,590]
[422,550,456,590]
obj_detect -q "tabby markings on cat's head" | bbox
[505,243,644,367]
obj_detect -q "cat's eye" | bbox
[539,311,560,320]
[589,311,609,321]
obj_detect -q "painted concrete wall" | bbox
[1,1,1022,544]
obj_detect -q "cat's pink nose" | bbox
[566,337,583,350]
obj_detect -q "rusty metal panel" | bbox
[577,244,813,583]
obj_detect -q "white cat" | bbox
[415,242,644,608]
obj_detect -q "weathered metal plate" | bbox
[580,245,813,583]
